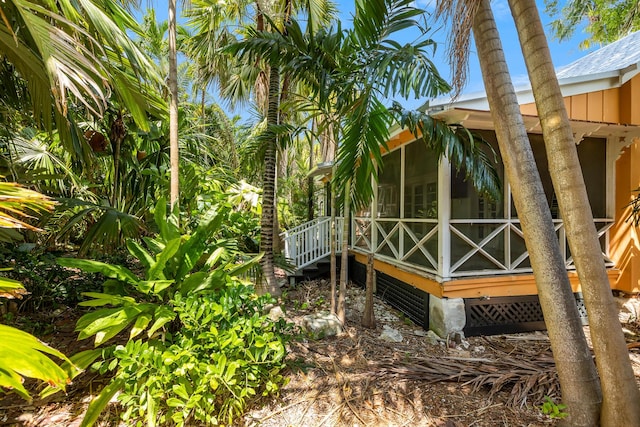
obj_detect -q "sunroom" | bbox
[348,108,640,335]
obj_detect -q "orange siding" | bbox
[570,93,588,120]
[352,251,620,298]
[630,76,640,124]
[520,103,537,115]
[586,92,604,122]
[603,89,620,123]
[611,139,640,293]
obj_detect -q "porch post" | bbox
[371,168,378,253]
[399,145,406,260]
[438,156,451,279]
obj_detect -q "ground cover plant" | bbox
[53,199,292,426]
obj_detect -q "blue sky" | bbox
[155,0,595,117]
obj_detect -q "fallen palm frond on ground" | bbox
[375,337,560,408]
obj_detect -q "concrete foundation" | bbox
[429,296,466,338]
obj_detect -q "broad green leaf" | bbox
[136,280,174,295]
[172,384,189,400]
[80,378,124,427]
[147,237,181,281]
[0,277,29,299]
[78,292,136,307]
[175,207,226,280]
[0,324,71,399]
[130,313,152,339]
[76,305,153,345]
[41,349,103,398]
[57,258,139,285]
[147,305,176,337]
[166,397,184,407]
[126,239,154,274]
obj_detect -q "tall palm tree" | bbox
[232,0,502,312]
[168,0,180,215]
[436,0,603,423]
[187,0,336,297]
[508,0,640,423]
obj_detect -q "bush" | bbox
[107,285,291,426]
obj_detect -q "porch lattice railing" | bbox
[352,216,614,279]
[281,216,344,270]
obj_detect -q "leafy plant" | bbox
[57,199,256,347]
[105,286,291,426]
[541,396,568,419]
[57,198,291,426]
[0,182,75,400]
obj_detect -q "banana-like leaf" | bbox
[147,237,181,281]
[75,304,155,346]
[125,240,154,275]
[0,324,71,399]
[147,305,176,338]
[174,206,226,281]
[40,348,103,398]
[0,277,29,299]
[80,378,124,427]
[77,292,136,307]
[57,257,139,285]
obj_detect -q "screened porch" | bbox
[351,126,616,282]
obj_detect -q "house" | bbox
[285,31,640,336]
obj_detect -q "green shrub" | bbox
[61,199,292,426]
[110,286,291,426]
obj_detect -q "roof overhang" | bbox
[307,161,334,181]
[426,62,640,113]
[431,107,640,142]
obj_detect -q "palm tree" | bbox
[232,0,502,313]
[168,0,180,214]
[0,0,163,157]
[508,0,640,423]
[186,0,336,297]
[435,0,602,424]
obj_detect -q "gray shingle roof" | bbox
[556,31,640,79]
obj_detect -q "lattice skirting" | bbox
[349,257,588,336]
[349,257,429,329]
[464,294,588,336]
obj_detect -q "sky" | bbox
[155,0,596,119]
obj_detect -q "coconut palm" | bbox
[508,0,640,423]
[434,0,603,423]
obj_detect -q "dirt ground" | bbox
[2,280,640,427]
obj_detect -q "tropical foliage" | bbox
[545,0,640,48]
[0,183,74,400]
[55,198,290,425]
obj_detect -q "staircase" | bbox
[281,216,344,282]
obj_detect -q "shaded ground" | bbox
[2,280,640,426]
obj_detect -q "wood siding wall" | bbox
[520,74,640,125]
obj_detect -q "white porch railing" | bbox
[281,216,344,270]
[352,216,614,280]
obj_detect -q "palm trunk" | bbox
[508,0,640,423]
[168,0,179,217]
[109,112,125,208]
[362,252,375,328]
[257,64,281,297]
[337,179,350,324]
[473,1,602,424]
